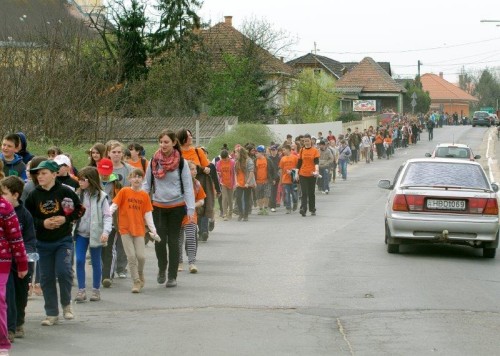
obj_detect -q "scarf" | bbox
[152,148,180,179]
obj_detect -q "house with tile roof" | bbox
[335,57,406,114]
[420,73,478,117]
[287,53,345,79]
[201,16,295,116]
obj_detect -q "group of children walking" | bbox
[0,130,208,356]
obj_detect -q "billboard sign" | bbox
[353,100,376,112]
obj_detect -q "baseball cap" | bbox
[256,145,265,153]
[29,160,59,173]
[270,144,278,150]
[97,158,113,175]
[53,154,71,167]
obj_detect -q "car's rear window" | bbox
[401,162,489,189]
[474,112,489,118]
[435,147,470,159]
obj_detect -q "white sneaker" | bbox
[63,304,74,320]
[270,208,276,212]
[41,316,59,326]
[0,349,9,356]
[189,264,198,273]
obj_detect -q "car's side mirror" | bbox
[474,155,481,159]
[424,153,431,157]
[378,179,392,190]
[491,183,499,192]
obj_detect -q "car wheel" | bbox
[483,248,496,258]
[387,243,399,254]
[385,222,390,244]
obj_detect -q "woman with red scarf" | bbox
[142,130,195,288]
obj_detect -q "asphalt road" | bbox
[15,125,500,356]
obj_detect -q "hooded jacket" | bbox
[16,132,34,164]
[1,153,27,182]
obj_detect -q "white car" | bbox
[378,158,499,257]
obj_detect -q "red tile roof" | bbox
[421,73,478,102]
[201,21,294,76]
[336,57,405,93]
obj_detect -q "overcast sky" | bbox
[198,0,500,83]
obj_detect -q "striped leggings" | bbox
[179,223,197,264]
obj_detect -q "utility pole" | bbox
[417,60,422,77]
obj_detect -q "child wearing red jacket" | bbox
[0,195,28,355]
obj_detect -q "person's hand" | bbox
[203,167,210,174]
[100,234,108,244]
[149,232,161,243]
[51,216,66,227]
[187,214,195,223]
[18,270,28,279]
[44,217,61,230]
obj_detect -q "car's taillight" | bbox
[393,194,408,211]
[393,194,424,212]
[405,195,424,211]
[469,198,499,215]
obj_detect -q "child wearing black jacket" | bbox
[25,160,84,326]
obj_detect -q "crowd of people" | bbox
[0,117,436,355]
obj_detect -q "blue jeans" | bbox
[37,236,73,316]
[319,167,330,191]
[75,235,102,290]
[339,159,348,180]
[282,184,297,209]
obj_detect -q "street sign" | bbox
[411,92,417,100]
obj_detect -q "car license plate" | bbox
[426,199,466,210]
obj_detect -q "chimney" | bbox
[439,72,443,79]
[280,56,284,62]
[224,16,233,26]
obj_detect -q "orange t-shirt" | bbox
[298,147,320,177]
[255,156,268,184]
[182,179,206,226]
[279,155,298,184]
[384,137,393,144]
[181,147,209,168]
[218,159,233,188]
[127,158,149,173]
[112,187,153,237]
[236,169,245,187]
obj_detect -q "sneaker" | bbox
[157,270,166,284]
[223,216,228,221]
[102,279,112,288]
[300,209,306,217]
[74,289,86,303]
[166,279,177,288]
[200,232,209,241]
[90,289,101,301]
[138,273,145,288]
[208,219,215,231]
[311,211,316,216]
[270,208,276,212]
[15,325,24,338]
[292,202,298,211]
[131,279,141,293]
[63,304,74,320]
[286,209,291,214]
[178,262,184,271]
[33,283,43,296]
[7,331,14,343]
[28,283,33,297]
[189,264,198,274]
[325,190,329,194]
[41,316,59,326]
[118,272,127,279]
[0,349,9,356]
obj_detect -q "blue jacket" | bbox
[16,132,34,164]
[1,153,27,182]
